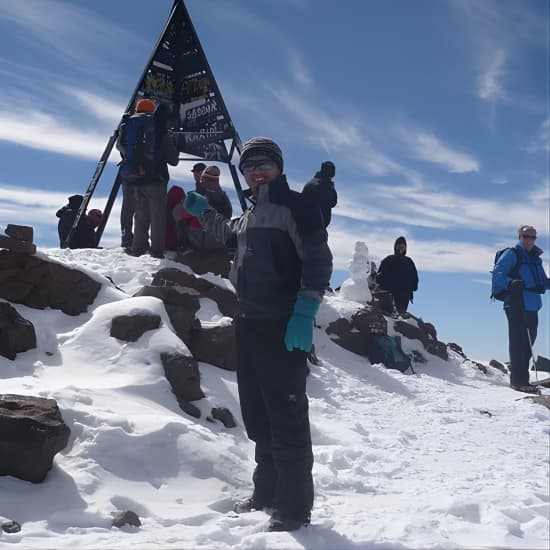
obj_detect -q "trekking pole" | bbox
[526,324,538,382]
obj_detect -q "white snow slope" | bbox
[0,248,548,550]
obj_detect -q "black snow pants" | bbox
[505,305,538,386]
[235,317,313,522]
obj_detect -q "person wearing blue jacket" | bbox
[492,225,550,393]
[183,137,333,532]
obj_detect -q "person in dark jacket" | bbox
[116,99,154,249]
[301,161,337,227]
[127,100,179,258]
[492,225,549,394]
[183,137,333,532]
[56,194,83,247]
[377,236,419,314]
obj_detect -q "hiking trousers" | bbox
[120,179,137,248]
[132,181,167,257]
[505,306,538,386]
[235,317,313,522]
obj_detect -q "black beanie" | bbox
[239,137,283,174]
[394,236,407,253]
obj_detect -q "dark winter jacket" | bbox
[492,243,549,311]
[377,251,419,304]
[155,132,180,183]
[197,184,233,220]
[201,175,333,319]
[301,175,337,227]
[56,195,96,248]
[115,114,179,184]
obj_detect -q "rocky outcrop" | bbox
[0,303,36,360]
[152,268,237,317]
[188,324,237,371]
[134,286,200,346]
[173,249,231,278]
[210,407,236,428]
[325,317,366,356]
[160,352,204,414]
[0,251,100,315]
[110,314,161,342]
[394,318,448,360]
[111,510,141,528]
[0,224,36,255]
[326,302,449,365]
[0,394,70,482]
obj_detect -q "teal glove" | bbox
[183,191,209,219]
[284,295,321,352]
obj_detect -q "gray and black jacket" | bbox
[201,175,333,320]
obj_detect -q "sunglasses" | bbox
[522,235,537,240]
[241,160,278,173]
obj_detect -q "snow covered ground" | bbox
[1,247,549,549]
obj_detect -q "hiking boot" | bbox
[234,497,274,514]
[510,384,541,395]
[267,515,310,532]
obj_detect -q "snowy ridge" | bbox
[0,247,548,549]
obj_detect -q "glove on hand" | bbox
[284,295,321,352]
[509,279,525,294]
[183,191,209,219]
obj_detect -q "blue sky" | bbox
[0,0,548,363]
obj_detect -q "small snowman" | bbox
[339,241,372,303]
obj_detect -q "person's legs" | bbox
[131,186,150,256]
[505,306,530,387]
[255,321,313,524]
[235,318,277,507]
[525,310,538,370]
[120,180,136,248]
[147,182,167,257]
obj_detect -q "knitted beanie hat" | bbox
[239,137,283,174]
[135,98,155,113]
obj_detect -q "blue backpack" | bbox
[490,247,520,301]
[118,113,159,183]
[369,335,412,373]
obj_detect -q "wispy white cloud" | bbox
[287,52,314,88]
[268,86,422,184]
[451,1,546,112]
[333,177,549,235]
[0,109,112,161]
[408,132,479,173]
[193,1,314,90]
[478,49,508,103]
[57,87,126,126]
[525,117,550,154]
[0,0,145,78]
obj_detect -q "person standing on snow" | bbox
[183,137,333,532]
[492,225,549,394]
[301,161,337,228]
[376,236,419,314]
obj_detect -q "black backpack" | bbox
[490,247,520,301]
[368,334,412,373]
[118,113,160,184]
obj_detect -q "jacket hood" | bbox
[394,236,407,255]
[68,195,84,208]
[167,186,185,209]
